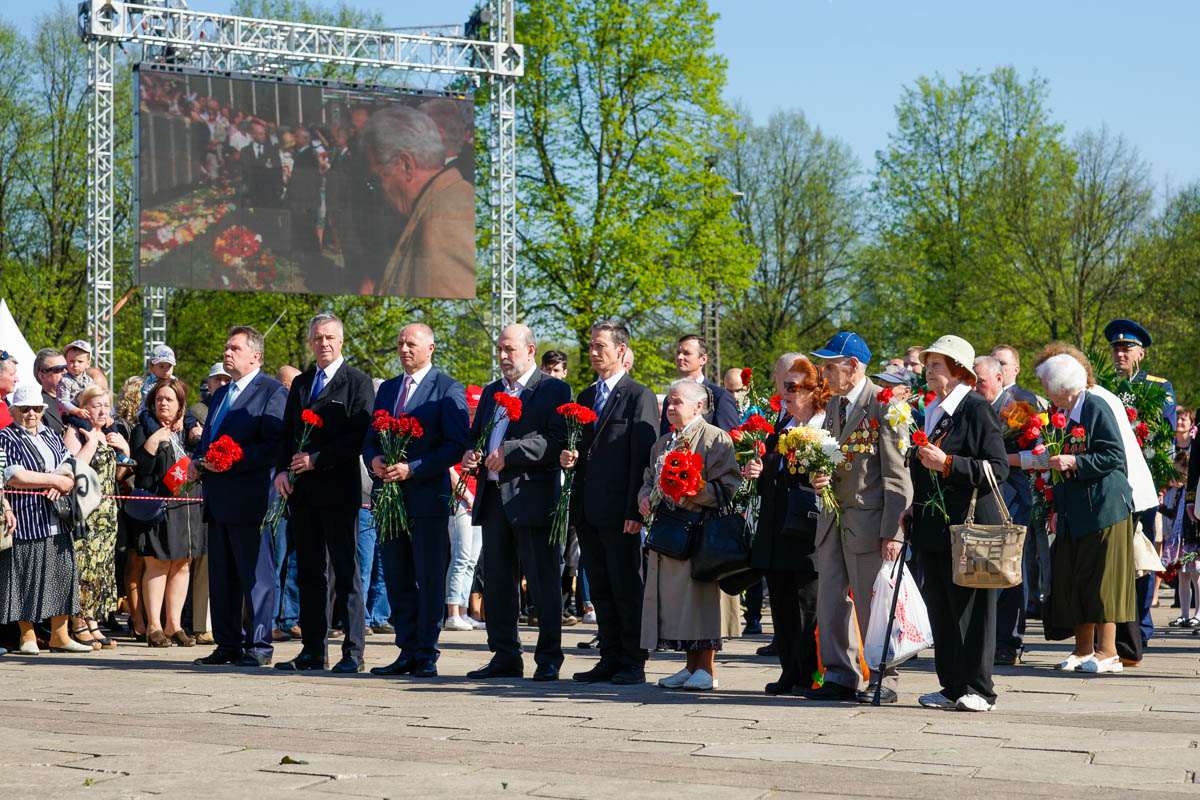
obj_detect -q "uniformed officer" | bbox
[1104,318,1177,428]
[1103,317,1173,663]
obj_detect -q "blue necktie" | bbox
[209,382,240,434]
[309,368,326,406]
[593,381,610,417]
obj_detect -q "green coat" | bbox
[1052,392,1134,539]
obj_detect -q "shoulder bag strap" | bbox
[980,461,1014,525]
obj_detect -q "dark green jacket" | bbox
[1053,392,1134,539]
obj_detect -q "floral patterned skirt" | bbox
[657,638,723,652]
[75,506,118,618]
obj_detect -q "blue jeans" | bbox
[271,518,300,629]
[357,508,392,627]
[445,506,482,607]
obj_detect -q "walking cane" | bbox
[871,534,910,706]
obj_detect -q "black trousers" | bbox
[479,482,564,669]
[918,547,997,703]
[290,503,364,662]
[380,515,450,662]
[576,517,646,670]
[765,568,818,688]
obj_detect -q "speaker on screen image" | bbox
[135,66,476,299]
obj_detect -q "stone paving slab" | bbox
[0,597,1198,798]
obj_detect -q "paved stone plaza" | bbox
[1,600,1198,799]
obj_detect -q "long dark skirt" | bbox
[0,532,80,623]
[1052,515,1136,627]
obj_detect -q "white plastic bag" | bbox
[863,560,933,668]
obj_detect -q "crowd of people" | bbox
[0,313,1191,712]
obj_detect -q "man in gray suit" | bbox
[809,333,913,703]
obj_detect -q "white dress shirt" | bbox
[396,363,434,414]
[486,364,538,480]
[924,382,972,437]
[310,356,343,403]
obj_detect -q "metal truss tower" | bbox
[79,0,523,381]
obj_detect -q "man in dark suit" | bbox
[285,127,322,255]
[463,324,572,682]
[991,345,1045,410]
[560,320,658,685]
[33,348,67,435]
[191,326,288,668]
[240,120,283,209]
[273,313,374,674]
[365,323,469,678]
[659,334,739,435]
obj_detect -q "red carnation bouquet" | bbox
[644,445,705,528]
[550,402,599,547]
[262,408,323,537]
[370,409,425,541]
[911,429,950,521]
[450,391,523,510]
[168,434,244,496]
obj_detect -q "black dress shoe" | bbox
[576,634,600,650]
[331,656,364,674]
[193,648,242,666]
[756,641,778,657]
[410,660,438,677]
[237,653,271,667]
[467,660,524,679]
[610,666,645,685]
[743,619,763,635]
[370,656,414,676]
[532,663,559,681]
[765,677,798,696]
[572,663,617,683]
[993,648,1022,666]
[856,685,898,704]
[274,653,328,671]
[804,682,857,701]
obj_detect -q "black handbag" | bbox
[691,481,751,583]
[644,506,702,561]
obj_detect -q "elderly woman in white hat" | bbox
[0,384,93,654]
[909,335,1010,712]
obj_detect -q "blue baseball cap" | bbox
[811,332,871,365]
[1103,318,1152,348]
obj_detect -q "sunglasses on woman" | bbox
[14,406,43,414]
[783,381,806,393]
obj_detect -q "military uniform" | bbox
[1130,368,1177,430]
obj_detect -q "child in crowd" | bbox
[141,346,177,399]
[57,339,96,419]
[1161,451,1200,628]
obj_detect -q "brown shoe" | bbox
[147,630,171,648]
[194,632,215,645]
[272,627,292,642]
[170,630,195,647]
[561,614,580,626]
[1119,658,1141,667]
[287,626,302,639]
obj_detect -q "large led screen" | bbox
[135,65,476,298]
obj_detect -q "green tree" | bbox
[514,0,756,390]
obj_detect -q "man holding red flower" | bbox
[462,324,571,682]
[273,313,375,674]
[191,325,287,669]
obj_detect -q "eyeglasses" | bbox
[14,406,43,414]
[39,365,69,374]
[783,381,806,393]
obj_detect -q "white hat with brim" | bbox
[920,335,977,379]
[10,384,48,409]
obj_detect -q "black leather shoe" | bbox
[193,648,242,666]
[576,634,600,650]
[532,663,559,681]
[331,656,364,673]
[410,660,438,677]
[765,677,798,696]
[274,653,328,671]
[610,666,645,685]
[756,640,778,657]
[804,682,857,701]
[856,685,898,704]
[993,648,1022,666]
[370,656,414,676]
[467,660,524,679]
[237,653,271,667]
[572,663,617,683]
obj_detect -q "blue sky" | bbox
[10,1,1199,193]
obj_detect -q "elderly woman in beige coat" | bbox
[637,379,742,691]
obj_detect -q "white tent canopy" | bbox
[0,299,38,389]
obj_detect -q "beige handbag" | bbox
[949,461,1027,589]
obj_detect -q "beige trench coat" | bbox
[638,419,743,648]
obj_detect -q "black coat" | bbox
[909,389,1010,552]
[468,370,572,527]
[570,373,658,530]
[751,417,820,572]
[276,363,374,509]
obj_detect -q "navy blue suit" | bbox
[198,370,288,658]
[363,367,469,663]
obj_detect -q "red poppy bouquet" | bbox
[450,392,523,510]
[262,409,323,537]
[730,413,773,514]
[550,402,598,547]
[371,410,425,541]
[644,445,706,528]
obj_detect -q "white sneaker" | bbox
[467,617,486,630]
[682,669,716,691]
[918,691,956,709]
[658,667,693,688]
[443,615,473,632]
[1056,652,1091,671]
[1078,655,1123,674]
[955,693,995,712]
[582,610,597,624]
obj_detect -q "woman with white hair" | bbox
[637,379,742,691]
[1034,354,1136,674]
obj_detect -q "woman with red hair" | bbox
[744,356,831,696]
